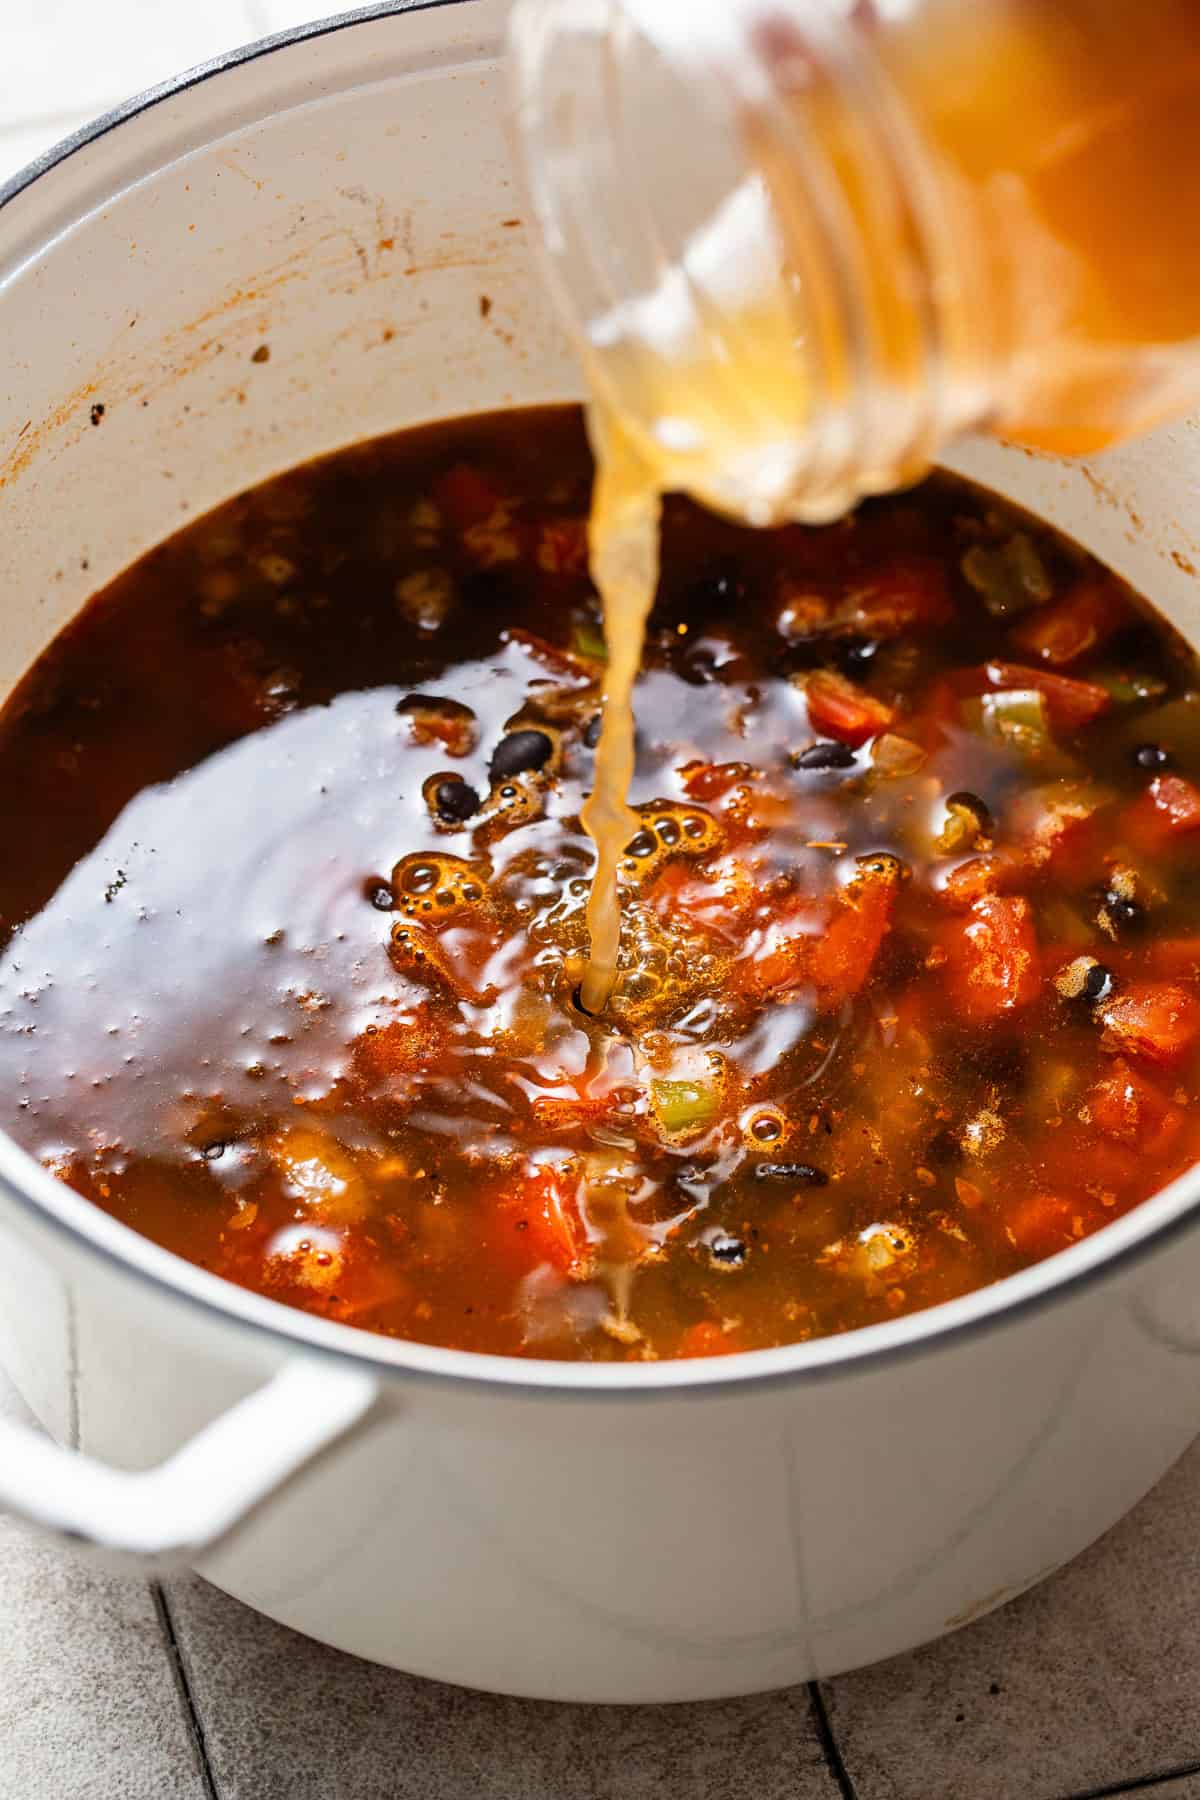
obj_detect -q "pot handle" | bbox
[0,1358,380,1573]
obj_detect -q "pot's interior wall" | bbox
[942,428,1200,648]
[2,0,1200,702]
[0,0,577,691]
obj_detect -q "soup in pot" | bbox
[2,406,1199,1359]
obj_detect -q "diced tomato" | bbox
[1152,774,1200,833]
[1037,1118,1150,1186]
[397,699,477,757]
[197,638,295,739]
[776,555,949,643]
[810,857,901,1005]
[739,859,899,1003]
[1004,1191,1087,1260]
[1100,982,1200,1066]
[773,516,859,585]
[945,894,1040,1021]
[677,1320,748,1358]
[736,894,823,997]
[979,662,1111,731]
[1008,577,1130,666]
[237,1223,411,1325]
[495,1165,589,1278]
[774,583,833,641]
[732,786,799,834]
[1085,1060,1179,1148]
[938,853,1021,910]
[1010,783,1103,855]
[1124,773,1200,849]
[804,670,896,747]
[650,857,757,946]
[680,760,756,802]
[1145,938,1200,981]
[391,915,510,1007]
[319,1244,413,1324]
[527,1088,631,1134]
[840,554,952,637]
[432,464,505,529]
[352,1009,443,1090]
[503,628,599,685]
[1009,784,1109,883]
[535,518,588,577]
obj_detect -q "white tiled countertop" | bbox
[5,7,1200,1798]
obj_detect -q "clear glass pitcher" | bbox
[510,0,1200,524]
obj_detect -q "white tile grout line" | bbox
[152,1585,223,1800]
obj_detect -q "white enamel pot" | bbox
[4,0,1200,1705]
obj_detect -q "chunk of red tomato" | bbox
[945,894,1040,1021]
[1008,784,1110,887]
[650,858,757,946]
[1085,1060,1180,1149]
[535,518,589,577]
[840,554,952,637]
[1099,982,1200,1067]
[980,661,1111,731]
[679,760,755,803]
[233,1222,411,1326]
[495,1166,589,1279]
[809,860,900,1006]
[804,670,896,747]
[938,852,1022,910]
[1144,938,1200,982]
[352,1008,444,1091]
[1008,577,1130,666]
[735,894,823,998]
[1004,1191,1087,1260]
[676,1320,749,1358]
[432,464,506,529]
[1124,773,1200,850]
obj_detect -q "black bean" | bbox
[945,790,993,832]
[1132,742,1172,771]
[396,692,472,720]
[583,713,603,749]
[710,1234,747,1265]
[836,638,879,678]
[674,561,744,625]
[433,779,480,823]
[1103,891,1144,931]
[680,645,720,686]
[1082,962,1114,1001]
[857,851,907,881]
[791,741,857,772]
[700,568,741,606]
[754,1162,829,1186]
[489,729,553,781]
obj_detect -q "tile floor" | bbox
[5,4,1200,1798]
